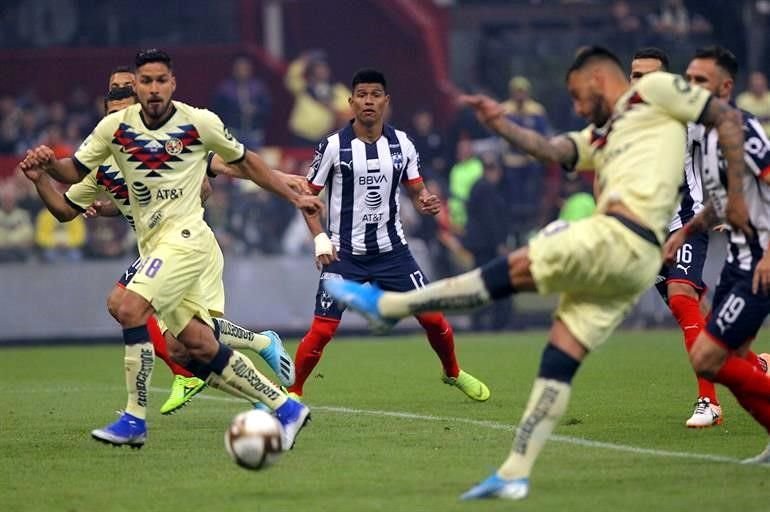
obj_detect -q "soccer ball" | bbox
[224,409,283,470]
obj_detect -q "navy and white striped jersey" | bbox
[697,110,770,271]
[669,123,706,231]
[307,122,423,256]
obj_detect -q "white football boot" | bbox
[685,397,722,428]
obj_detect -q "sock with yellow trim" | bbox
[498,343,579,479]
[208,342,286,410]
[122,325,155,420]
[213,317,271,352]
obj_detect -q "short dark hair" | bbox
[351,68,387,92]
[693,45,738,79]
[135,48,173,71]
[566,46,624,80]
[632,47,669,71]
[110,65,133,77]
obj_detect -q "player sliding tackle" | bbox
[325,46,753,500]
[17,49,321,450]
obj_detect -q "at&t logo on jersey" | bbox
[131,181,152,206]
[156,188,184,200]
[365,190,383,209]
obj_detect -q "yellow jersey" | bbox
[567,71,711,242]
[74,101,244,253]
[65,157,134,229]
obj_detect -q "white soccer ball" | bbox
[224,409,283,470]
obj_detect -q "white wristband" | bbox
[314,233,333,257]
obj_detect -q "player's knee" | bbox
[688,336,725,378]
[106,291,122,322]
[178,320,219,361]
[667,282,699,299]
[166,333,190,364]
[114,302,149,328]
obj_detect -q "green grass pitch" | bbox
[2,330,769,512]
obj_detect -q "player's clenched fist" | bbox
[20,145,56,170]
[417,193,441,216]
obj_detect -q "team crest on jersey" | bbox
[319,291,334,311]
[164,137,183,155]
[224,126,234,141]
[392,151,404,171]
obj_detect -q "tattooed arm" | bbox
[458,94,577,166]
[699,97,752,237]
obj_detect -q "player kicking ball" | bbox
[325,47,751,499]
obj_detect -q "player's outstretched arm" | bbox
[208,154,311,193]
[458,94,576,166]
[699,98,752,237]
[18,162,79,222]
[18,145,84,184]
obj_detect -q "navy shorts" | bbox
[655,230,709,303]
[705,263,770,349]
[117,256,143,287]
[315,246,428,319]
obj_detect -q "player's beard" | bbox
[589,93,612,127]
[143,98,171,121]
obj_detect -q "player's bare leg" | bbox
[91,289,155,448]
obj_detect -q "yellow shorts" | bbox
[127,234,225,336]
[528,215,662,350]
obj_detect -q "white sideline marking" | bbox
[150,386,749,465]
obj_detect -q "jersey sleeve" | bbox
[402,136,423,184]
[63,170,100,211]
[306,137,336,191]
[564,125,595,171]
[73,117,114,175]
[742,114,770,178]
[637,72,712,124]
[194,108,246,164]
